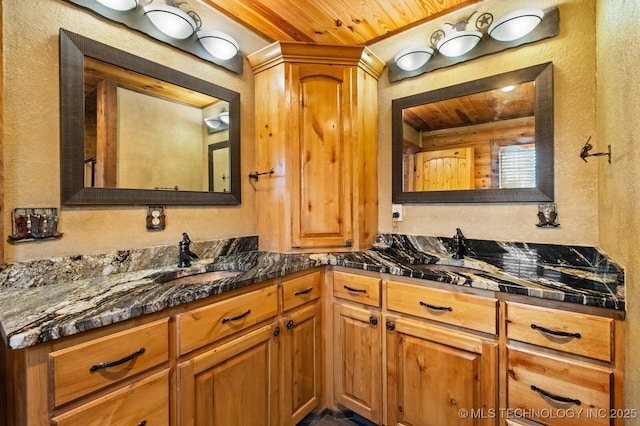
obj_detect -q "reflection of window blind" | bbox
[499,145,536,188]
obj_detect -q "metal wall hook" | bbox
[249,168,275,181]
[579,137,611,163]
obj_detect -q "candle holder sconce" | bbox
[9,208,63,243]
[536,203,560,228]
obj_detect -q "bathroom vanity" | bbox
[0,235,625,425]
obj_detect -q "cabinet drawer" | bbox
[506,302,613,362]
[50,318,169,407]
[282,270,322,312]
[387,280,497,334]
[176,284,278,356]
[51,369,169,426]
[507,347,612,426]
[333,271,381,307]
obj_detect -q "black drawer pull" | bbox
[89,347,145,372]
[138,421,147,426]
[222,309,251,323]
[344,285,367,293]
[294,287,313,296]
[369,316,378,326]
[531,324,581,339]
[419,301,453,312]
[286,320,294,329]
[531,385,581,406]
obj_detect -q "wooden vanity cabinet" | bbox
[505,301,624,426]
[4,317,170,426]
[176,322,281,426]
[50,369,170,426]
[325,270,625,426]
[248,42,385,253]
[331,271,383,423]
[176,270,324,426]
[280,270,323,425]
[385,280,498,426]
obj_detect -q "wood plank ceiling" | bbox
[201,0,482,46]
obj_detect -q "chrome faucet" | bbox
[451,228,467,259]
[178,232,199,268]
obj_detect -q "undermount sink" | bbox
[413,263,482,274]
[159,270,243,286]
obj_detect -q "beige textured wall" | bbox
[118,89,204,191]
[371,0,599,246]
[2,0,268,262]
[596,0,640,414]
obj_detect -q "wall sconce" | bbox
[95,0,137,10]
[436,29,482,57]
[66,0,243,73]
[204,111,230,133]
[488,8,544,42]
[143,2,200,40]
[431,12,483,58]
[394,47,434,71]
[389,7,558,82]
[197,30,239,60]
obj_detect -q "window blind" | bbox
[499,145,536,188]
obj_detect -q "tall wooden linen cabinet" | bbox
[248,42,385,252]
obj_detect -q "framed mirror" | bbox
[392,62,553,203]
[60,29,241,206]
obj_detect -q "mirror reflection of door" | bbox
[414,147,474,191]
[208,142,231,193]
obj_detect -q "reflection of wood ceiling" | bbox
[83,58,219,108]
[402,81,535,133]
[201,0,480,45]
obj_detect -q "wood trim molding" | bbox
[247,41,385,78]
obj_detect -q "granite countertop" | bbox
[0,234,624,350]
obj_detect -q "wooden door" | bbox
[281,302,322,425]
[386,316,497,426]
[415,147,474,191]
[290,64,353,249]
[333,303,382,423]
[177,323,280,426]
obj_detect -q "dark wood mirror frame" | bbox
[60,28,241,206]
[392,62,553,204]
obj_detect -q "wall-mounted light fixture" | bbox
[394,47,434,71]
[431,12,483,58]
[143,3,200,39]
[389,7,558,82]
[64,0,243,73]
[197,30,239,60]
[95,0,137,10]
[204,111,230,133]
[488,8,544,42]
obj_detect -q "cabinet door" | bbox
[51,369,169,426]
[282,302,322,425]
[290,64,353,249]
[177,322,280,426]
[333,303,382,423]
[386,316,497,426]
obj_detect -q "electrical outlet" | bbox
[392,204,403,222]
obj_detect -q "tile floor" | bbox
[298,410,378,426]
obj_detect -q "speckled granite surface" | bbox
[0,234,624,350]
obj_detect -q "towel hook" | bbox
[579,137,611,163]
